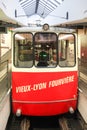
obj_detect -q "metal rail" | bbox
[59,113,83,130]
[6,112,83,130]
[20,118,30,130]
[59,117,69,130]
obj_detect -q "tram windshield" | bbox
[34,33,57,67]
[13,32,75,68]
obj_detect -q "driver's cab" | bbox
[37,47,49,66]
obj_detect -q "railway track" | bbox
[6,112,83,130]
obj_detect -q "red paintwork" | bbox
[12,71,78,116]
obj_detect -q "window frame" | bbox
[33,32,58,68]
[13,32,34,68]
[58,32,76,67]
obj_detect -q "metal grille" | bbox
[19,0,64,18]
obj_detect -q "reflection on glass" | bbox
[14,32,75,68]
[34,33,57,67]
[14,33,33,67]
[58,33,75,67]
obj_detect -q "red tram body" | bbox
[12,24,78,116]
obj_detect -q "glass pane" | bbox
[14,33,33,67]
[58,33,75,67]
[34,33,57,67]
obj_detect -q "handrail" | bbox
[0,60,11,103]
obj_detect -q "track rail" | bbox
[20,118,30,130]
[59,114,83,130]
[6,112,83,130]
[59,117,69,130]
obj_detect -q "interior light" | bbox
[15,34,25,40]
[59,34,73,40]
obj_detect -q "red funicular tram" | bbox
[12,24,78,116]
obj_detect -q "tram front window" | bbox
[34,33,57,67]
[58,33,75,67]
[14,33,33,67]
[13,32,75,68]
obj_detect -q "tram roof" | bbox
[13,25,76,33]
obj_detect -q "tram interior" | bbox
[14,32,75,68]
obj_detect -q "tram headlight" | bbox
[16,109,21,116]
[69,107,74,114]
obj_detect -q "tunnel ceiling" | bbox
[0,9,23,28]
[54,18,87,29]
[19,0,64,18]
